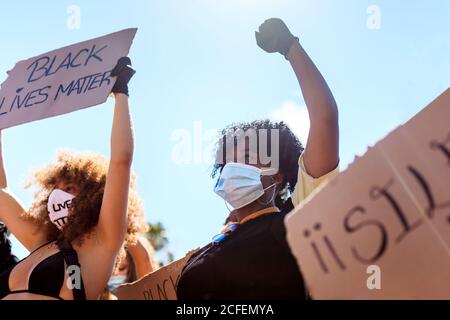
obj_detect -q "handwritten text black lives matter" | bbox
[0,44,112,117]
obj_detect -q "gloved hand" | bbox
[111,57,136,96]
[255,18,298,59]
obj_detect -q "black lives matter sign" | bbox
[0,28,137,130]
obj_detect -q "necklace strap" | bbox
[240,206,280,225]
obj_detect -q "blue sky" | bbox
[1,0,449,261]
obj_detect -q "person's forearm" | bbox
[128,236,158,277]
[287,41,339,176]
[97,93,134,249]
[287,41,338,124]
[111,93,134,165]
[0,132,7,189]
[131,252,154,278]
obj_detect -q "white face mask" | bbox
[47,189,76,230]
[214,162,278,210]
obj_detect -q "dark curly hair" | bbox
[212,120,304,209]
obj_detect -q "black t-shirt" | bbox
[176,204,307,300]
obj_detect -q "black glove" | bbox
[255,18,298,59]
[111,57,136,96]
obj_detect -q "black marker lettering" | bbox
[304,223,346,273]
[343,206,388,264]
[71,48,89,67]
[370,179,422,243]
[430,133,450,164]
[27,56,50,83]
[156,280,169,300]
[323,236,346,270]
[311,241,329,273]
[407,166,436,218]
[0,97,6,116]
[84,44,107,66]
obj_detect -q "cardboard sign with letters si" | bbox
[285,88,450,299]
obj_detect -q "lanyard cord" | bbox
[184,206,282,272]
[239,206,280,225]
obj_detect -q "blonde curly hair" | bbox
[22,150,148,248]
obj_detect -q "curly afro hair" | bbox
[22,150,148,247]
[212,119,304,209]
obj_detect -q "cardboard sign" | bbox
[285,88,450,299]
[0,28,137,130]
[114,250,197,300]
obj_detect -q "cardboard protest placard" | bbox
[0,28,137,130]
[114,250,197,300]
[285,88,450,299]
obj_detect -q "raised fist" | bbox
[255,18,297,59]
[111,57,136,96]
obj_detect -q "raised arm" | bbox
[256,18,339,178]
[97,58,136,252]
[0,131,45,250]
[127,235,159,278]
[287,39,339,177]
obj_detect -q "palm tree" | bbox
[144,222,174,265]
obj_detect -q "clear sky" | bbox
[1,0,449,261]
